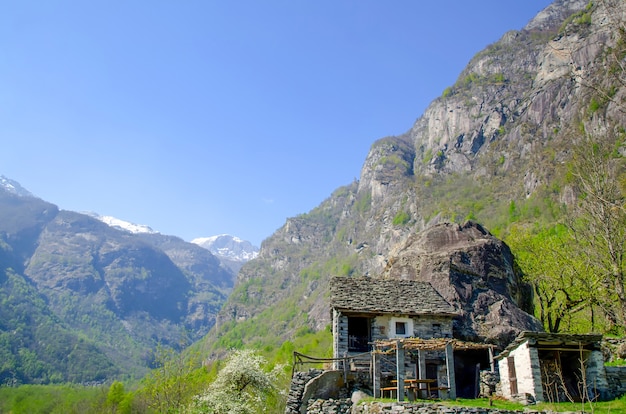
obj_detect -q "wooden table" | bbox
[389,378,436,400]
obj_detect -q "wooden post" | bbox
[396,340,405,402]
[445,342,457,400]
[373,351,381,398]
[474,363,481,398]
[417,349,426,397]
[489,346,495,372]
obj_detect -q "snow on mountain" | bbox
[191,234,259,262]
[0,175,34,197]
[85,212,158,235]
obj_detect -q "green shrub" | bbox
[392,211,410,226]
[491,72,505,83]
[422,148,433,164]
[355,191,371,213]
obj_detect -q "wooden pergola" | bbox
[372,338,496,401]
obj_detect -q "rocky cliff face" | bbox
[207,0,626,354]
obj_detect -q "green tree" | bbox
[187,349,285,414]
[508,225,593,332]
[106,381,130,413]
[567,135,626,331]
[106,381,124,405]
[140,344,207,413]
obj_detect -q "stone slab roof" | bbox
[495,331,604,360]
[329,276,457,316]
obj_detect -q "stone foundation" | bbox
[353,401,551,414]
[306,398,351,414]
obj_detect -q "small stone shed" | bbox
[495,332,610,402]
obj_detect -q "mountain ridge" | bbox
[202,0,625,356]
[0,181,238,383]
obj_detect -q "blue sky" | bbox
[1,1,553,246]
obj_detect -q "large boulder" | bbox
[382,221,543,347]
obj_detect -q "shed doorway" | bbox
[539,349,590,402]
[454,349,491,398]
[347,317,371,352]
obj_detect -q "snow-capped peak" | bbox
[191,234,243,245]
[191,234,258,262]
[84,212,158,235]
[0,175,34,197]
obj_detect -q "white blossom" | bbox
[186,349,285,414]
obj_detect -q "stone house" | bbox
[329,277,493,397]
[330,277,458,359]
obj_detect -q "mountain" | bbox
[0,182,235,384]
[85,212,259,274]
[202,0,625,355]
[192,234,259,274]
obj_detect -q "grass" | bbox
[534,395,626,414]
[0,384,106,414]
[443,398,524,411]
[606,358,626,367]
[360,396,626,413]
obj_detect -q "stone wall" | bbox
[602,337,626,400]
[285,369,323,414]
[333,310,346,368]
[352,401,551,413]
[478,371,500,398]
[333,310,455,365]
[605,366,626,399]
[585,348,611,400]
[498,341,542,401]
[306,398,352,414]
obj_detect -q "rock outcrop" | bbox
[382,221,543,346]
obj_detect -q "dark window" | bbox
[396,321,406,335]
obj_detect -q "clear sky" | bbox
[1,1,553,247]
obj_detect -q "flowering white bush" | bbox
[186,349,284,414]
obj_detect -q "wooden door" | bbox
[507,357,518,395]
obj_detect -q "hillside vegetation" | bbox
[0,189,235,384]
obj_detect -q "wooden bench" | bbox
[382,381,447,400]
[381,385,415,399]
[380,386,398,398]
